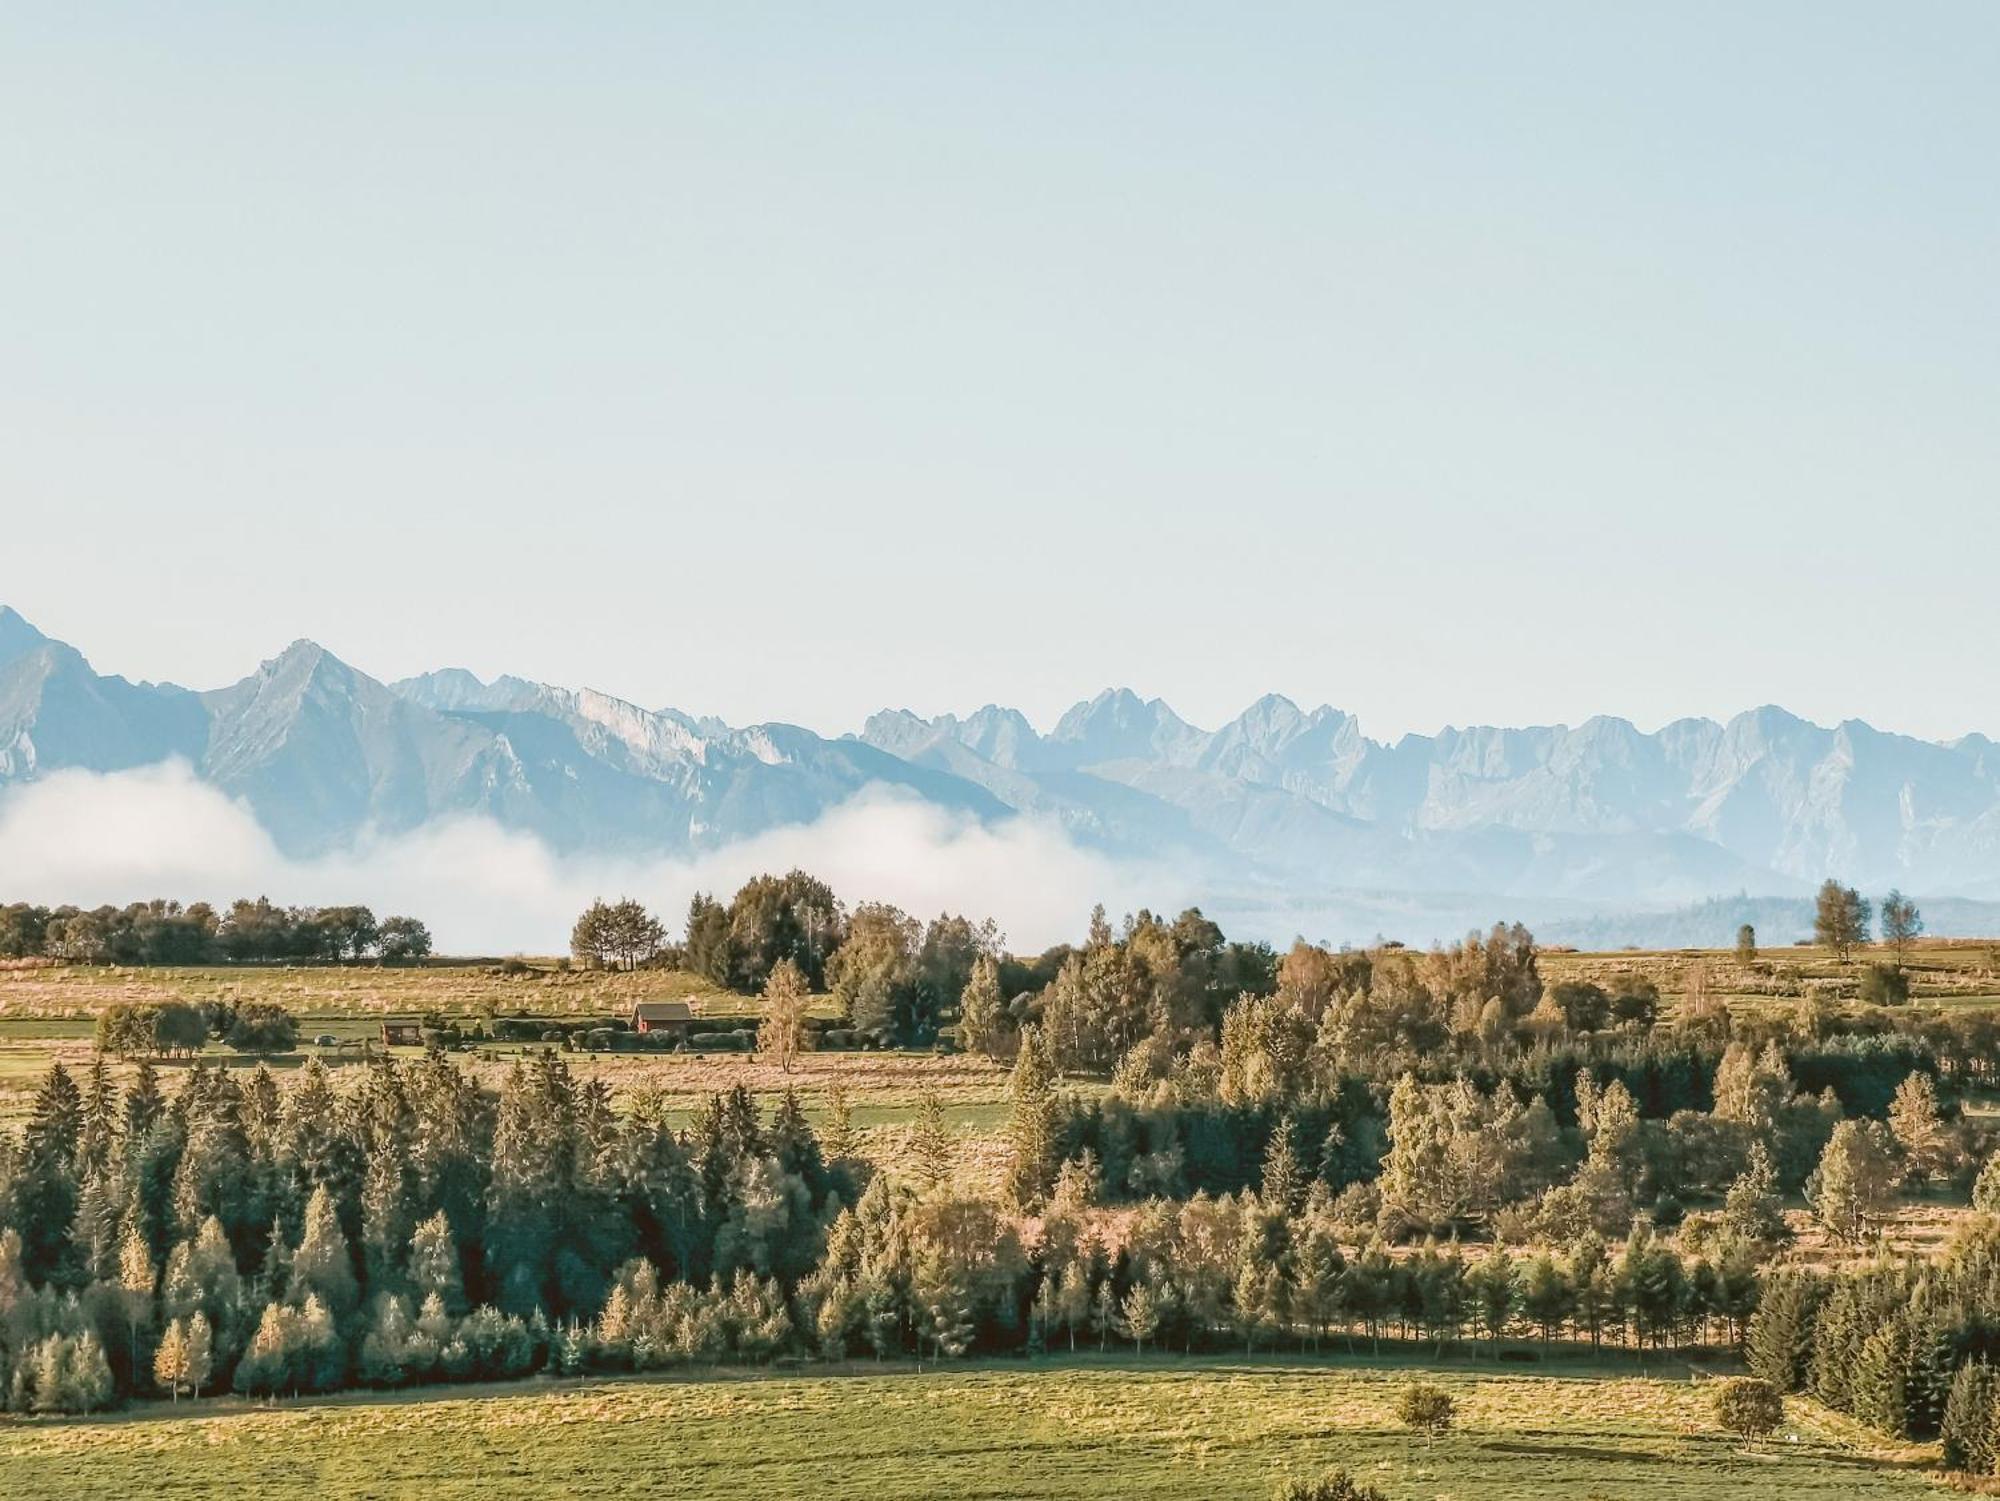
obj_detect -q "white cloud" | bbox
[0,763,1181,953]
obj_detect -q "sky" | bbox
[4,4,1997,743]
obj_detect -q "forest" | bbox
[5,874,2000,1484]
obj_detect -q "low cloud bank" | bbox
[0,763,1183,954]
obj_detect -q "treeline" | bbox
[574,879,1274,1049]
[0,1048,1789,1417]
[0,899,433,966]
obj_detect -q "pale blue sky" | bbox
[4,5,1995,740]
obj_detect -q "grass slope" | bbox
[0,1358,1941,1500]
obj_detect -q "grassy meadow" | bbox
[0,1356,1945,1500]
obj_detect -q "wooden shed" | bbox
[631,999,693,1039]
[381,1018,424,1047]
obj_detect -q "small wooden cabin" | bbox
[631,999,693,1039]
[381,1018,424,1047]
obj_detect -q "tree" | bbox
[571,899,666,971]
[1721,1143,1790,1250]
[821,1083,860,1162]
[1002,1027,1061,1209]
[956,954,1009,1060]
[826,903,922,1039]
[1814,880,1871,961]
[1260,1114,1307,1215]
[409,1210,465,1316]
[289,1184,359,1323]
[1808,1120,1899,1243]
[1121,1282,1161,1354]
[1395,1381,1456,1443]
[1940,1359,2000,1473]
[1713,1377,1784,1442]
[1880,891,1923,969]
[376,916,433,963]
[153,1312,212,1403]
[117,1218,157,1378]
[153,1317,191,1402]
[756,959,812,1074]
[910,1090,954,1192]
[1735,924,1757,963]
[1887,1072,1948,1185]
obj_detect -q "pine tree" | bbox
[1721,1143,1789,1249]
[408,1210,465,1316]
[1261,1114,1306,1215]
[1002,1027,1060,1209]
[1746,1270,1821,1392]
[360,1143,413,1293]
[1851,1315,1912,1437]
[1940,1359,2000,1473]
[288,1184,358,1323]
[909,1089,955,1193]
[1121,1282,1161,1354]
[821,1083,860,1162]
[234,1302,294,1397]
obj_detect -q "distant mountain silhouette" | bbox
[8,605,2000,938]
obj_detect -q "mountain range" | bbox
[7,603,2000,943]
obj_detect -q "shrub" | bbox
[227,1002,299,1054]
[1274,1470,1387,1501]
[1394,1380,1455,1440]
[1858,964,1909,1006]
[1713,1376,1784,1441]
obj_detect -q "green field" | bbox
[0,1357,1939,1499]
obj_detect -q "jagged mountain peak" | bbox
[12,614,2000,922]
[0,606,49,672]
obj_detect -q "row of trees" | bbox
[0,899,431,966]
[571,878,1010,1043]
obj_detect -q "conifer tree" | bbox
[910,1089,955,1193]
[1002,1027,1060,1209]
[1746,1270,1821,1392]
[1940,1359,2000,1473]
[1121,1282,1161,1354]
[821,1083,860,1163]
[289,1184,359,1323]
[408,1209,466,1317]
[1851,1315,1912,1437]
[1261,1114,1306,1215]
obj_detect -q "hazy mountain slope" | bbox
[0,638,206,780]
[8,605,2000,929]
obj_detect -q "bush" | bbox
[1274,1470,1387,1501]
[1712,1376,1784,1440]
[1394,1380,1455,1440]
[1858,964,1909,1006]
[227,1002,299,1054]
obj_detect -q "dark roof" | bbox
[632,1000,694,1022]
